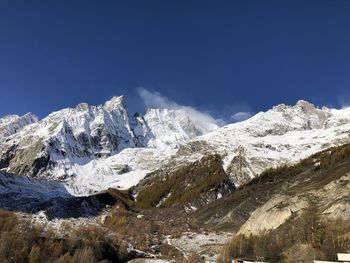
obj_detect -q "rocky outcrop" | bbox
[237,194,309,235]
[237,172,350,236]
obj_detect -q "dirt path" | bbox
[165,235,189,261]
[165,232,233,262]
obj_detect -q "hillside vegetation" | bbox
[2,139,350,262]
[204,142,350,262]
[195,142,350,231]
[218,208,350,262]
[0,210,128,263]
[136,154,234,209]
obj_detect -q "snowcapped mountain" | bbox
[183,100,350,185]
[1,97,350,197]
[132,107,211,150]
[0,96,210,195]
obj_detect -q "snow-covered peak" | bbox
[103,95,126,111]
[272,99,317,112]
[20,97,137,158]
[5,97,350,196]
[234,100,333,137]
[179,100,350,186]
[75,102,89,112]
[0,112,38,137]
[198,100,335,143]
[0,96,213,187]
[295,99,316,109]
[141,108,202,149]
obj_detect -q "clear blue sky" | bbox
[1,1,350,120]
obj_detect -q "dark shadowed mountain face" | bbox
[0,172,128,219]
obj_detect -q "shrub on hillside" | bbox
[218,206,350,262]
[0,209,128,263]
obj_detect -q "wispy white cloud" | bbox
[137,87,222,133]
[231,111,254,122]
[137,88,178,109]
[337,91,350,109]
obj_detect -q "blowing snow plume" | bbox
[231,111,254,122]
[137,87,221,133]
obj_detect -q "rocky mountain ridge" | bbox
[0,96,211,195]
[1,97,350,197]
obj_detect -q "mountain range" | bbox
[1,97,349,196]
[2,96,350,262]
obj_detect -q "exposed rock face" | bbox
[5,140,49,176]
[225,147,255,186]
[317,173,350,218]
[237,172,350,236]
[237,194,309,235]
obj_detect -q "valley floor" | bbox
[127,232,233,262]
[13,205,233,262]
[165,232,233,262]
